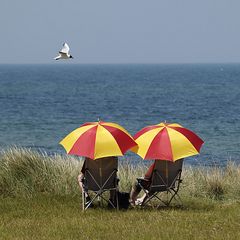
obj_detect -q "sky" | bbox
[0,0,240,64]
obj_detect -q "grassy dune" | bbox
[1,147,240,239]
[1,147,240,200]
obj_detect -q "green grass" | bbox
[1,147,240,239]
[1,195,240,240]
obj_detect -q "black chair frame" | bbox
[82,168,119,211]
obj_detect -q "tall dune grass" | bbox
[183,162,240,200]
[0,147,81,197]
[0,147,240,201]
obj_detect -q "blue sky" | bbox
[0,0,240,63]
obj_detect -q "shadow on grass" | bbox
[1,194,219,216]
[124,197,216,212]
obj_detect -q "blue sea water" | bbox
[0,64,239,166]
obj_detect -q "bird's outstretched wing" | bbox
[59,42,70,54]
[54,55,60,60]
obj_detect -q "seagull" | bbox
[54,42,73,60]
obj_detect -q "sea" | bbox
[0,64,239,167]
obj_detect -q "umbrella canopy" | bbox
[60,121,137,160]
[131,122,204,161]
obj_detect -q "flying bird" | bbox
[54,43,73,60]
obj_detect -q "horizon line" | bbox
[0,62,240,65]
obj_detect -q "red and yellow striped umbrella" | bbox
[60,121,137,160]
[131,122,204,161]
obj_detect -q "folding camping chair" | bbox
[82,157,119,211]
[138,159,183,208]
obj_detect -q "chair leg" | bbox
[115,190,119,210]
[170,189,182,206]
[82,192,86,211]
[103,190,118,209]
[165,189,182,206]
[166,190,170,206]
[141,192,157,207]
[174,193,182,206]
[143,191,176,208]
[98,196,101,207]
[83,189,120,210]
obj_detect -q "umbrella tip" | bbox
[98,117,100,123]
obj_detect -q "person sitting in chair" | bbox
[129,160,156,206]
[78,156,118,207]
[77,158,91,205]
[130,158,184,206]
